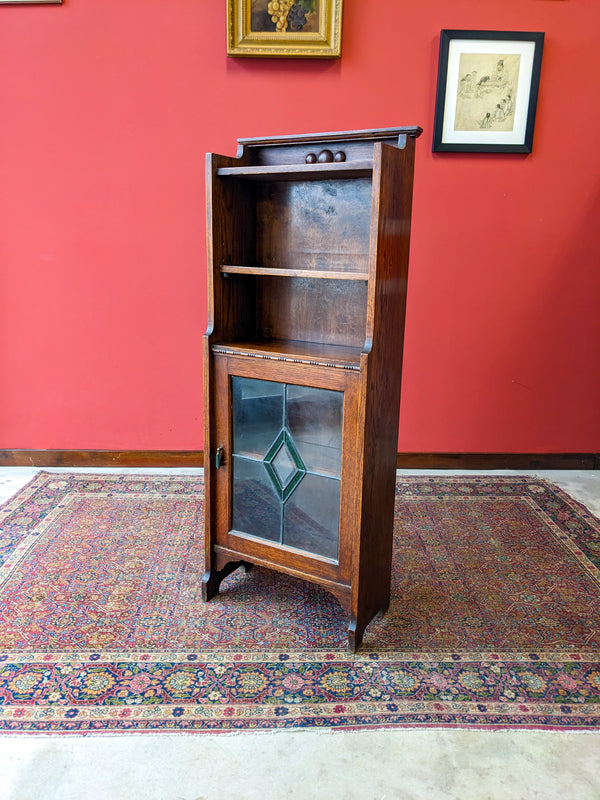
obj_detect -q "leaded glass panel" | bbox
[231,377,342,560]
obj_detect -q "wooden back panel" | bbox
[255,178,371,274]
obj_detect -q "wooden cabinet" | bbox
[202,127,421,650]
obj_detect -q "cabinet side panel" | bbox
[206,156,258,344]
[356,139,418,627]
[205,153,254,567]
[202,334,215,561]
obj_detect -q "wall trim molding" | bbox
[0,451,205,468]
[396,452,599,470]
[0,450,597,470]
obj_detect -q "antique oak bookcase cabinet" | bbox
[202,127,421,650]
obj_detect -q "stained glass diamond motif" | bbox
[264,429,306,501]
[271,444,296,488]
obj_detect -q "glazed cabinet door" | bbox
[208,353,362,597]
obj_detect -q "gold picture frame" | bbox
[227,0,343,58]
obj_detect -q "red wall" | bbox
[1,0,599,453]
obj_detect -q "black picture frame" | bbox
[433,30,544,153]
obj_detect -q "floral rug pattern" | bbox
[0,473,599,732]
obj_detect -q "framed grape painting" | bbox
[227,0,343,58]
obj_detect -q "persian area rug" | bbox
[0,472,599,733]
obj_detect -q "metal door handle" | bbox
[215,446,224,469]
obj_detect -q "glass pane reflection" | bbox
[233,378,283,459]
[287,385,343,476]
[232,456,281,542]
[284,474,340,560]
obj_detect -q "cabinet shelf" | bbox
[216,160,373,181]
[212,339,363,370]
[220,265,369,281]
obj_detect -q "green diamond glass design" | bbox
[264,429,306,501]
[271,444,295,486]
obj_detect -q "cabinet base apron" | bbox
[201,545,385,652]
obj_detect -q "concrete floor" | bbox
[0,467,599,800]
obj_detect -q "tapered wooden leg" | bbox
[201,560,252,602]
[347,603,389,652]
[348,615,364,652]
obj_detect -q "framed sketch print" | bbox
[433,30,544,153]
[227,0,343,58]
